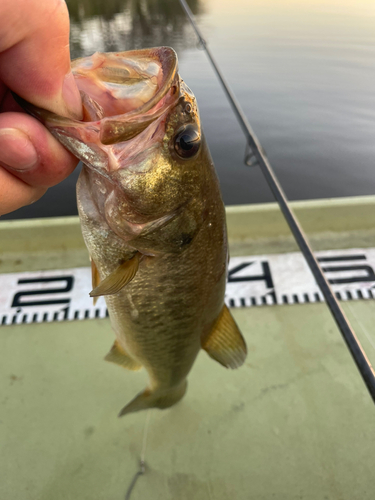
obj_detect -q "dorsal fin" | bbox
[202,305,247,369]
[90,253,140,298]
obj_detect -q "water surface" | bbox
[3,0,375,219]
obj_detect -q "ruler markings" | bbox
[1,248,375,325]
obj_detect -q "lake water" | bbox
[3,0,375,219]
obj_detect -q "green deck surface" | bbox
[1,197,375,499]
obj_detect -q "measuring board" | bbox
[1,248,375,326]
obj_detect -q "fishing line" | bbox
[124,410,152,500]
[178,0,375,404]
[140,409,151,464]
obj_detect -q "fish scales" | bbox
[78,141,227,389]
[17,47,247,416]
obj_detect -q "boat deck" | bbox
[1,196,375,500]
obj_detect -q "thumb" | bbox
[0,0,82,119]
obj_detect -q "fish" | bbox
[17,47,247,416]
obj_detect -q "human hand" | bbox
[0,0,82,216]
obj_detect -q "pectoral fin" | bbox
[202,305,247,369]
[90,253,140,298]
[90,258,101,306]
[105,340,142,371]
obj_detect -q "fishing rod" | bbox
[179,0,375,404]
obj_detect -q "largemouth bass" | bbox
[19,47,247,416]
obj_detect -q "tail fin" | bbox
[118,380,187,417]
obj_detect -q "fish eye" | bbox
[174,125,201,159]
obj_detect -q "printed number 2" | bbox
[11,277,74,308]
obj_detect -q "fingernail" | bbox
[0,128,38,171]
[62,72,83,120]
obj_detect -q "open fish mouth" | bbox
[73,47,179,145]
[14,47,180,170]
[75,48,178,121]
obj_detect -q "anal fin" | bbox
[105,340,142,371]
[90,258,101,306]
[90,253,140,298]
[202,305,247,369]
